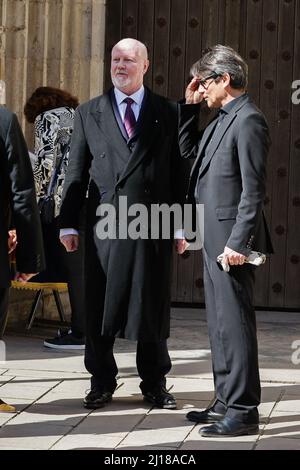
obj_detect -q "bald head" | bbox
[111,38,149,95]
[112,38,148,61]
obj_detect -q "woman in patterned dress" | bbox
[24,87,86,349]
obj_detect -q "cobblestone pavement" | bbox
[0,308,300,450]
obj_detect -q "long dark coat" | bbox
[60,89,188,341]
[0,108,45,288]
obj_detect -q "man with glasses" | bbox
[178,45,273,437]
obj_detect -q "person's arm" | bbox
[225,112,270,257]
[167,102,191,254]
[8,230,17,254]
[32,113,52,200]
[59,229,79,252]
[7,230,36,281]
[6,113,45,275]
[178,78,205,160]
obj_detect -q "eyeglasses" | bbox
[196,72,221,90]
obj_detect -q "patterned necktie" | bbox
[123,97,136,138]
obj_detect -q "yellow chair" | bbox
[11,281,68,329]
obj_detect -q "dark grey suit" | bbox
[0,107,45,335]
[179,94,273,422]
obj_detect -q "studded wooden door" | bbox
[104,0,300,309]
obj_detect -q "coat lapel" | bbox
[197,94,250,177]
[110,90,129,141]
[189,117,218,179]
[198,113,237,176]
[89,93,130,162]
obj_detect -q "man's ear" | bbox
[222,72,231,87]
[143,60,150,74]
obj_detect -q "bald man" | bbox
[59,39,188,410]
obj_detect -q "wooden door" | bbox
[105,0,299,308]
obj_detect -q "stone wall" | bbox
[1,0,106,328]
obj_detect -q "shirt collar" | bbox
[114,86,145,107]
[220,92,247,114]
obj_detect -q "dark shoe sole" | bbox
[200,424,259,437]
[44,341,85,350]
[143,396,177,410]
[187,415,225,424]
[83,396,112,409]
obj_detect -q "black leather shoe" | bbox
[143,387,177,409]
[200,416,259,437]
[83,389,113,409]
[186,407,225,424]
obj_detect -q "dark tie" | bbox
[123,97,136,138]
[216,108,226,126]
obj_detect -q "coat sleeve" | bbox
[59,106,92,229]
[6,113,45,273]
[226,112,271,255]
[178,102,202,159]
[168,104,192,236]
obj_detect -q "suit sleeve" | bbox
[6,113,45,273]
[59,107,91,229]
[178,102,202,159]
[164,103,190,237]
[226,112,270,255]
[171,106,190,206]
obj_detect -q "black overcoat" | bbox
[0,108,45,287]
[60,89,188,341]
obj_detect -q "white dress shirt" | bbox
[114,85,145,122]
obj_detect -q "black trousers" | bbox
[203,250,260,423]
[84,333,171,393]
[0,288,9,339]
[31,215,86,338]
[61,239,85,338]
[83,278,172,392]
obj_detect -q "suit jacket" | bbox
[60,88,189,341]
[179,94,273,260]
[0,107,45,287]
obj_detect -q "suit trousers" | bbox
[61,229,85,338]
[31,214,86,338]
[85,334,172,393]
[203,250,260,423]
[0,288,9,339]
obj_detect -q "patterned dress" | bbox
[33,106,75,217]
[30,106,75,283]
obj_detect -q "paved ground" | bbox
[0,308,300,450]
